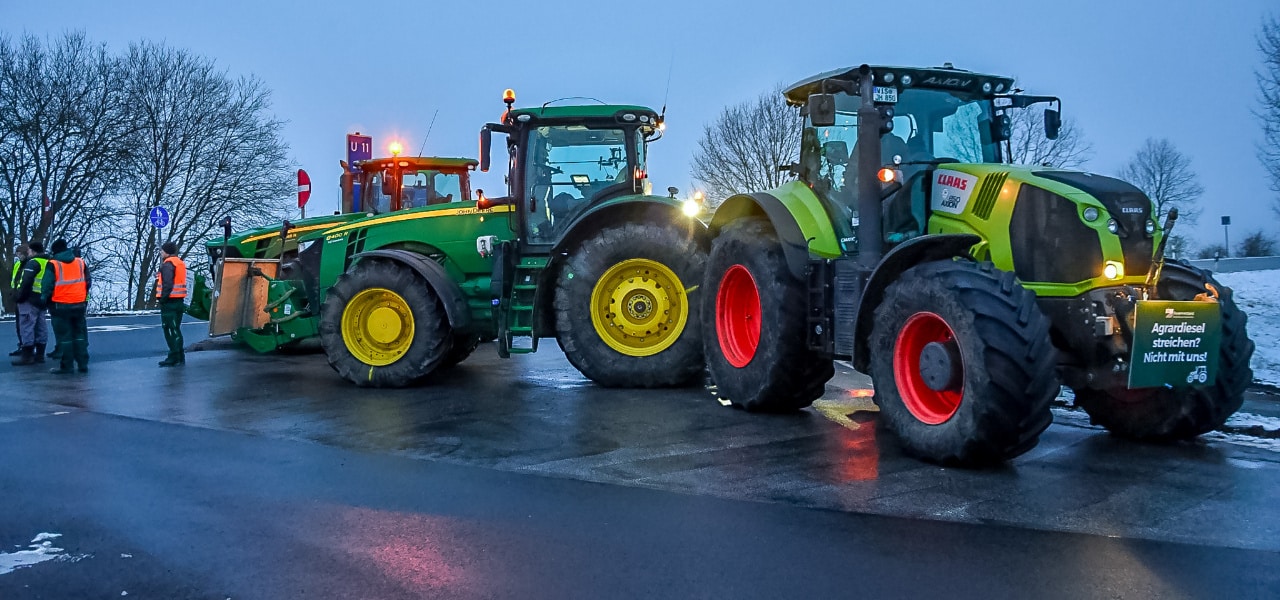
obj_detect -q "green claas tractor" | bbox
[703,64,1255,465]
[187,155,479,351]
[207,92,706,387]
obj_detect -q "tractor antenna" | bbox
[417,109,439,157]
[660,52,674,122]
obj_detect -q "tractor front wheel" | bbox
[1074,261,1254,440]
[702,217,832,412]
[869,260,1057,465]
[319,259,451,387]
[554,221,706,388]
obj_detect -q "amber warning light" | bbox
[877,168,896,184]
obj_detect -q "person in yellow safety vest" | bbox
[10,241,50,366]
[40,239,90,374]
[156,241,188,367]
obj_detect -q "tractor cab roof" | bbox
[354,156,478,173]
[506,104,660,126]
[783,64,1015,105]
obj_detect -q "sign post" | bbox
[347,133,372,212]
[1221,215,1231,257]
[297,169,311,218]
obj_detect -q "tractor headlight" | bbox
[681,199,701,217]
[1103,261,1124,280]
[1145,219,1156,235]
[1106,219,1119,234]
[1082,207,1100,222]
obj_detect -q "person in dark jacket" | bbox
[41,239,90,374]
[155,241,188,366]
[10,241,50,365]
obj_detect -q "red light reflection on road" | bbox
[326,505,469,592]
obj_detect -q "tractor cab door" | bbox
[518,124,638,249]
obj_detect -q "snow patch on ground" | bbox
[0,533,87,575]
[1216,269,1280,387]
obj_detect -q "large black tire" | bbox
[1074,260,1254,440]
[319,259,451,387]
[869,260,1058,466]
[440,333,482,369]
[702,217,833,412]
[554,221,706,388]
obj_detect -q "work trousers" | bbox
[50,303,88,371]
[16,301,48,348]
[160,298,185,362]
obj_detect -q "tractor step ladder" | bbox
[502,257,547,355]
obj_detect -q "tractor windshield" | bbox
[804,88,997,239]
[524,125,644,243]
[366,169,467,213]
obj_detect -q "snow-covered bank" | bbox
[1216,269,1280,387]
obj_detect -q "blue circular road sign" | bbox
[149,206,170,228]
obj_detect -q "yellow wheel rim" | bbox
[589,258,688,357]
[341,287,415,366]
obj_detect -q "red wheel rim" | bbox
[716,265,761,368]
[893,312,963,425]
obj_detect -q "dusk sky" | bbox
[3,0,1276,248]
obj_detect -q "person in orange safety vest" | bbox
[40,239,90,374]
[156,241,188,367]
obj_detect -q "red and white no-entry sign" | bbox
[297,169,311,208]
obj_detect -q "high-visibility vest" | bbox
[50,258,88,303]
[10,262,19,289]
[155,256,188,299]
[28,257,48,294]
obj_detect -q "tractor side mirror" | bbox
[480,127,492,172]
[1044,109,1061,140]
[807,93,837,127]
[380,171,396,196]
[991,113,1012,142]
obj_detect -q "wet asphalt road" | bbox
[1,315,1279,598]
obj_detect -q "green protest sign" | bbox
[1129,301,1221,388]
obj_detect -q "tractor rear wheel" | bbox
[702,217,833,412]
[319,259,451,387]
[554,221,706,388]
[869,260,1057,465]
[1074,261,1254,440]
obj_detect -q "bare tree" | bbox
[103,42,294,309]
[1117,138,1204,225]
[691,85,801,206]
[1006,108,1093,168]
[1259,14,1280,216]
[0,32,132,312]
[1195,244,1229,260]
[1236,230,1278,257]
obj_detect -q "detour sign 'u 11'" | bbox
[1128,300,1221,388]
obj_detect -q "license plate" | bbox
[872,86,898,103]
[1128,300,1221,388]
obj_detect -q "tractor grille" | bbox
[1034,171,1155,277]
[1009,185,1103,283]
[969,172,1008,220]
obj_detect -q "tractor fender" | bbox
[709,191,820,281]
[551,195,708,257]
[850,233,982,372]
[352,248,471,329]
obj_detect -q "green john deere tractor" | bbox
[703,64,1254,465]
[187,155,479,351]
[206,92,707,387]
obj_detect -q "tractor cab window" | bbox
[803,88,999,249]
[524,125,637,244]
[400,170,463,208]
[367,171,393,214]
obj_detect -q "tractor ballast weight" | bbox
[703,63,1254,466]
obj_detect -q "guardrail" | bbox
[1187,256,1280,273]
